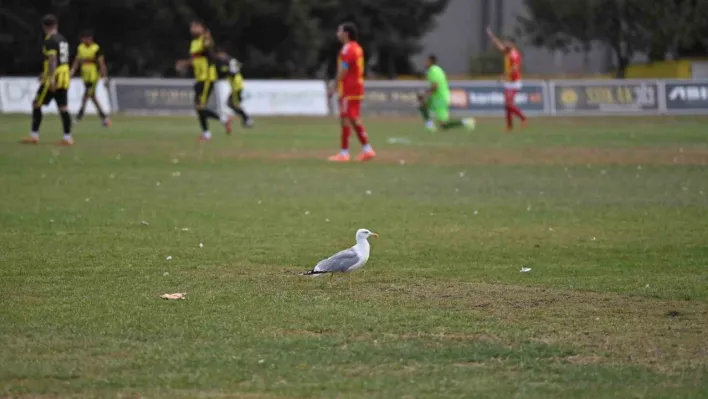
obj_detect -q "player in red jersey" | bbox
[487,27,527,131]
[327,22,375,162]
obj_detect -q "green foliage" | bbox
[469,49,505,76]
[0,0,449,78]
[518,0,708,78]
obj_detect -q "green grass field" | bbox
[1,113,707,399]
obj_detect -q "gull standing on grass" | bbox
[301,228,378,288]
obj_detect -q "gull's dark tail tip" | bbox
[300,270,327,276]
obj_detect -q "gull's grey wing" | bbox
[313,248,360,273]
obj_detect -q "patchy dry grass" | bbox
[1,114,707,398]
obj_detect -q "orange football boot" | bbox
[57,137,75,146]
[356,150,376,162]
[328,153,350,162]
[20,136,39,144]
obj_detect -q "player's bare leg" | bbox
[21,102,43,144]
[328,116,352,162]
[91,96,111,127]
[351,117,375,162]
[504,89,526,131]
[75,94,90,124]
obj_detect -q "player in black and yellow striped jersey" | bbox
[70,30,111,127]
[215,48,253,128]
[21,14,74,146]
[175,20,229,141]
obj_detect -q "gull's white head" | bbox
[356,228,378,241]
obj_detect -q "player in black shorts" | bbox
[21,14,74,146]
[215,48,253,128]
[175,21,228,141]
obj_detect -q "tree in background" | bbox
[517,0,708,78]
[0,0,449,78]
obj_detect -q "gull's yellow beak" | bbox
[370,232,379,238]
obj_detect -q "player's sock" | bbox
[198,110,209,131]
[505,106,514,129]
[340,125,351,154]
[353,123,369,146]
[441,119,464,130]
[220,114,230,124]
[63,134,72,141]
[76,105,85,121]
[236,108,250,122]
[510,105,526,121]
[228,102,249,122]
[203,131,212,139]
[60,111,72,135]
[203,109,220,120]
[31,108,43,132]
[94,101,106,120]
[418,106,430,121]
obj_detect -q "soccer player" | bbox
[417,54,475,132]
[214,48,253,129]
[21,14,73,145]
[327,22,375,162]
[175,21,225,141]
[487,26,526,131]
[70,30,111,127]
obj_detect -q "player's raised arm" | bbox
[486,26,506,53]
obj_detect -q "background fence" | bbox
[1,78,706,116]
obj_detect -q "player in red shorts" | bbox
[327,22,375,162]
[487,26,527,131]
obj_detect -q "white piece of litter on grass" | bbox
[160,293,185,300]
[166,256,172,261]
[199,243,204,248]
[141,220,150,226]
[520,267,532,273]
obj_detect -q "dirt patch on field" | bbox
[212,146,708,166]
[363,281,708,371]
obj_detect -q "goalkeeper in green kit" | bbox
[417,54,475,132]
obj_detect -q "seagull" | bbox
[301,228,378,288]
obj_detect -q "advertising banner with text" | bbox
[109,78,217,115]
[551,80,660,115]
[108,79,328,116]
[0,77,112,114]
[663,80,708,113]
[359,81,549,116]
[214,80,329,116]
